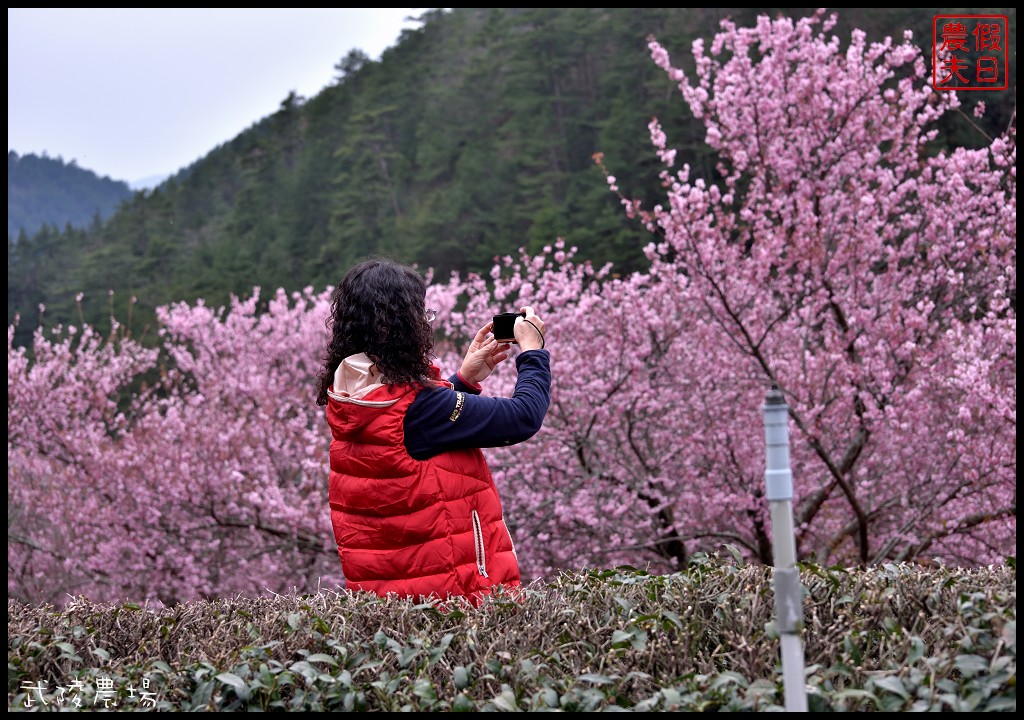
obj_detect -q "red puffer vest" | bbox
[326,354,520,605]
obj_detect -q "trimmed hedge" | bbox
[8,556,1016,711]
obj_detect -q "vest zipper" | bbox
[471,510,489,578]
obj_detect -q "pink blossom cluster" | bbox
[9,289,344,605]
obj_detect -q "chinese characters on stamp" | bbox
[933,15,1009,91]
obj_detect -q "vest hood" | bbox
[325,354,449,438]
[326,354,410,438]
[328,353,394,404]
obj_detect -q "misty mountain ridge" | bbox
[130,173,171,191]
[8,151,135,238]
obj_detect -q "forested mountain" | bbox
[8,7,1015,347]
[8,151,134,238]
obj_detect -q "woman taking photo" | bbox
[315,258,550,605]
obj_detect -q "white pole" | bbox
[762,385,807,712]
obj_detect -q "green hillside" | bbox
[7,8,1014,347]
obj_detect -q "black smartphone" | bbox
[492,311,524,343]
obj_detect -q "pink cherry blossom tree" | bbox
[8,316,161,602]
[8,289,344,605]
[432,11,1015,574]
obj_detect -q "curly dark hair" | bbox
[315,258,435,406]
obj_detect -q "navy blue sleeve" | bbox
[404,350,551,461]
[449,372,483,395]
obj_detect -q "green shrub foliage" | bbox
[8,558,1016,711]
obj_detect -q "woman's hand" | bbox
[459,321,511,386]
[515,306,546,351]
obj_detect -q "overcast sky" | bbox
[8,8,422,186]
